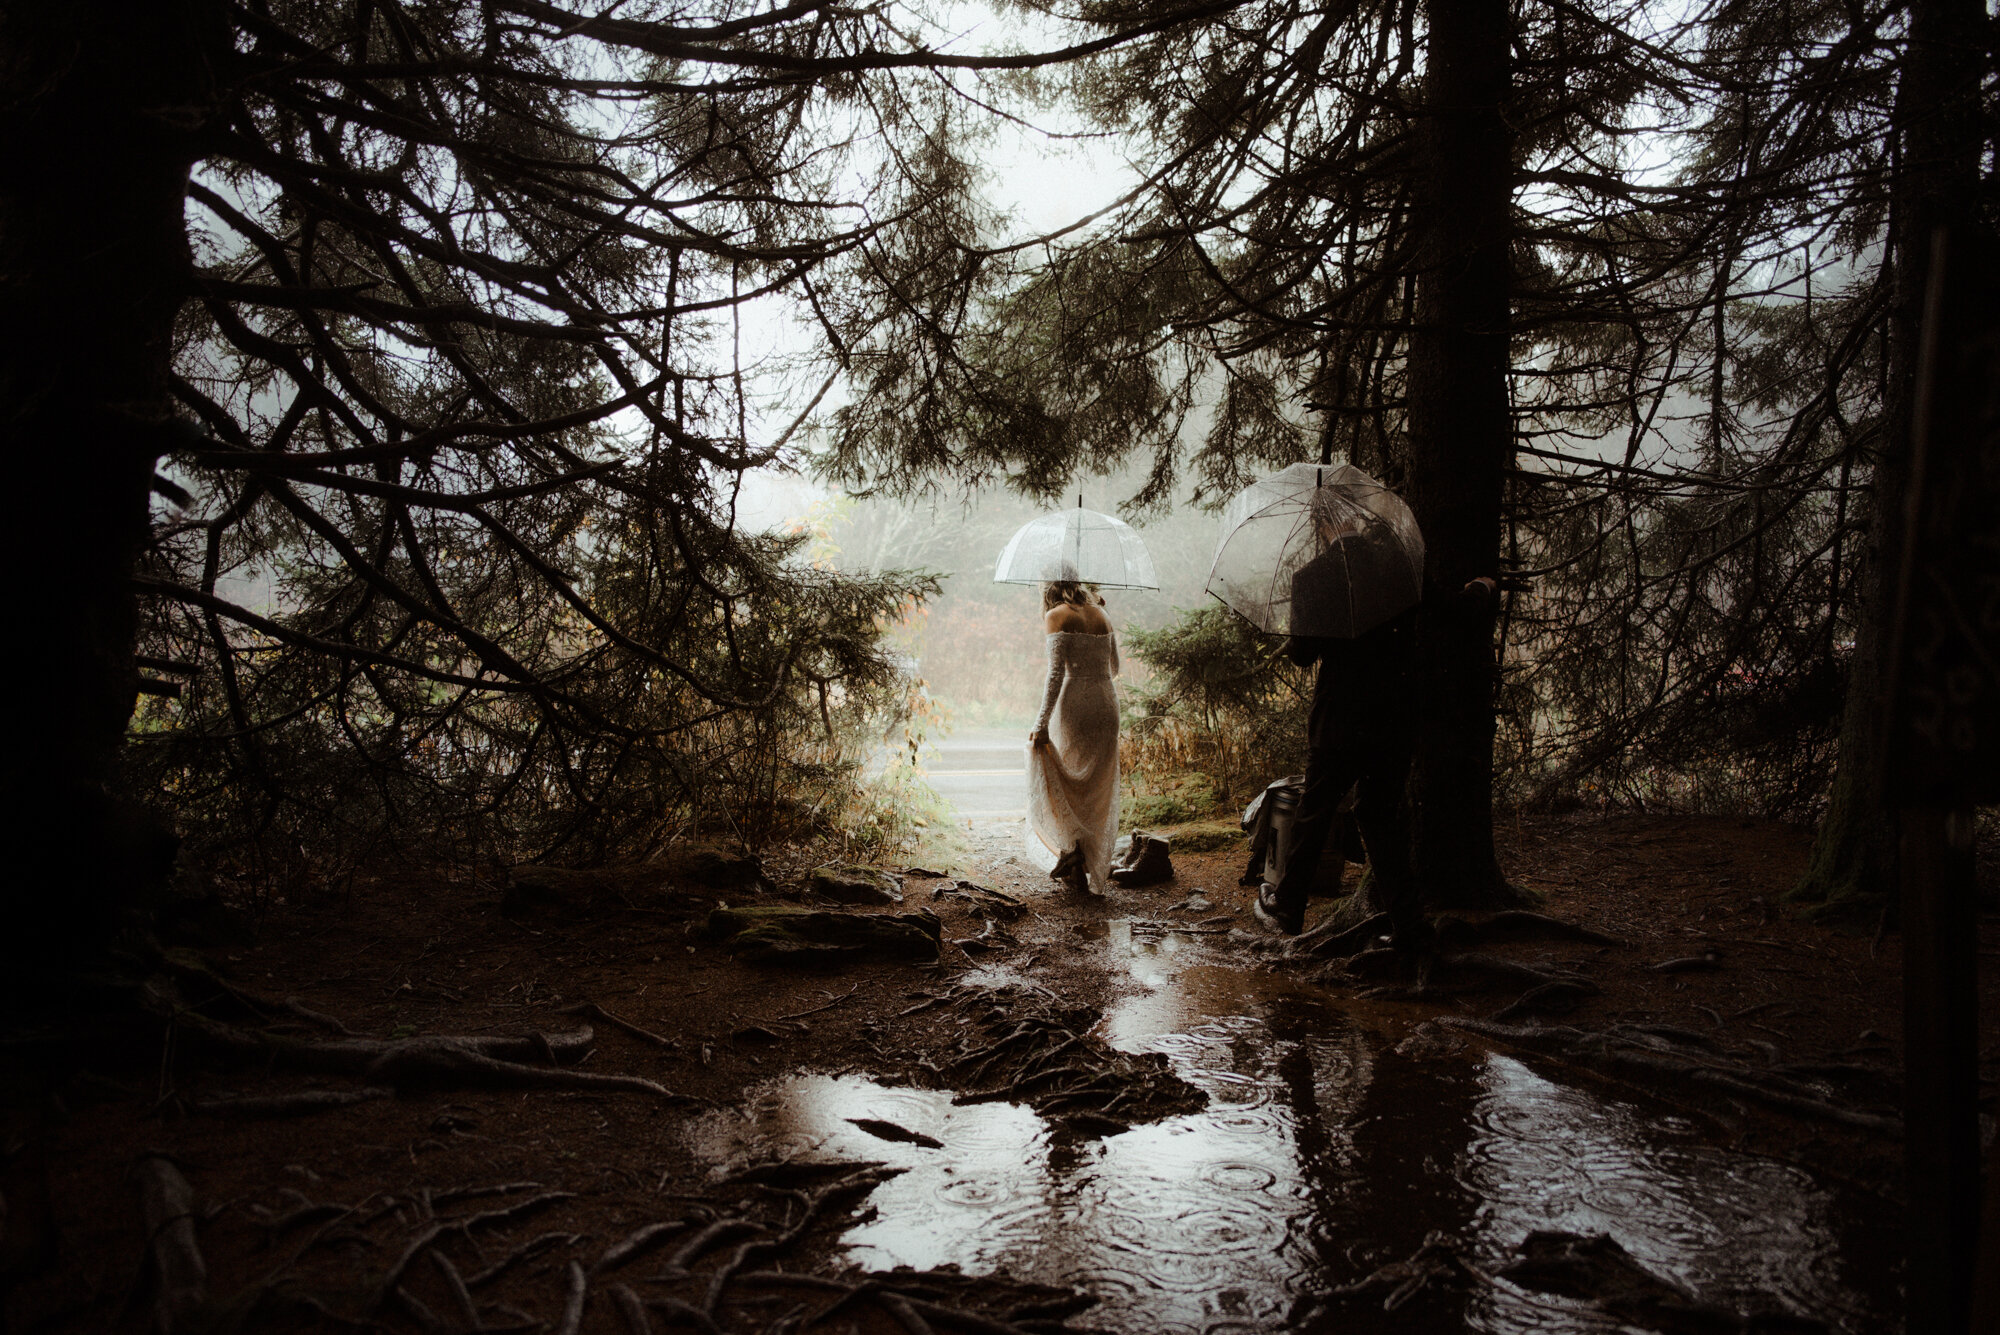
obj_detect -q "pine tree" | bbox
[2,0,1217,958]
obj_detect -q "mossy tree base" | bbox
[1788,763,1896,929]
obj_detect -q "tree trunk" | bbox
[0,1,226,964]
[1791,0,1984,924]
[1400,0,1523,908]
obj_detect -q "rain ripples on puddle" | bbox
[688,921,1899,1333]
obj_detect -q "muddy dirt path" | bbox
[7,813,1994,1332]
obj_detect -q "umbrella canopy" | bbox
[993,506,1159,590]
[1205,462,1424,637]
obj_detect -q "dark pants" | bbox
[1272,725,1418,930]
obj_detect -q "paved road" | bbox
[925,728,1028,819]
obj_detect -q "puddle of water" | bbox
[1451,1054,1892,1332]
[689,921,1900,1334]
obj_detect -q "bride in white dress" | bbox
[1025,581,1121,894]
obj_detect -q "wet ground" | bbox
[15,810,1992,1333]
[687,835,1903,1332]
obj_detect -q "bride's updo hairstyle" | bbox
[1042,580,1093,610]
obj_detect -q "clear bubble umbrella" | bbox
[992,504,1159,589]
[1205,462,1424,637]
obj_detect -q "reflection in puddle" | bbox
[1454,1056,1888,1332]
[689,924,1897,1333]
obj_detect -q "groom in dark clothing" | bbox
[1254,526,1495,946]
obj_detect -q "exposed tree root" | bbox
[1438,1017,1903,1135]
[1128,918,1233,937]
[135,1155,206,1333]
[897,983,1205,1137]
[143,952,690,1106]
[555,1259,587,1335]
[1458,910,1625,947]
[653,1218,765,1278]
[363,1040,688,1099]
[952,915,1022,954]
[1292,911,1395,958]
[351,1188,578,1316]
[154,947,357,1035]
[1339,948,1601,1006]
[881,1290,940,1335]
[595,1216,703,1274]
[1304,1231,1496,1311]
[557,1000,679,1049]
[738,1271,1085,1335]
[1488,979,1599,1021]
[1650,952,1726,973]
[190,1087,393,1119]
[158,984,692,1101]
[1293,908,1622,963]
[1430,951,1594,992]
[468,1230,582,1287]
[931,880,1030,922]
[167,1002,590,1072]
[120,1157,1101,1335]
[87,955,1105,1335]
[427,1250,478,1328]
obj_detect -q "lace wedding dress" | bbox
[1025,630,1121,893]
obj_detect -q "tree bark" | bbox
[1900,806,1979,1335]
[0,0,226,963]
[1401,0,1522,908]
[1791,0,1985,922]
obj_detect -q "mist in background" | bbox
[739,466,1228,729]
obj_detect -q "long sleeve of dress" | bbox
[1110,630,1121,677]
[1035,636,1066,734]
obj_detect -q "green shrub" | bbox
[1124,771,1229,826]
[1121,607,1311,807]
[843,755,966,867]
[1157,819,1244,853]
